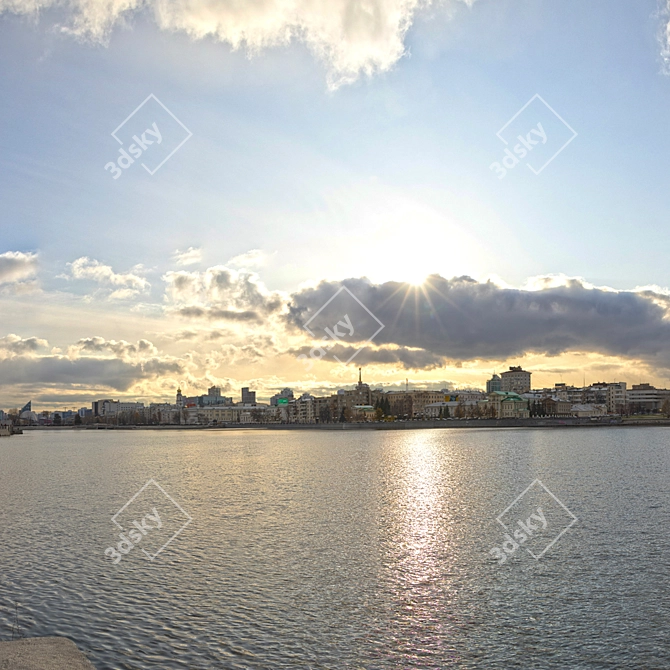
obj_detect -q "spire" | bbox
[359,367,362,384]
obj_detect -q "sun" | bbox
[406,272,430,286]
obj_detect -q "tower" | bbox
[176,387,183,406]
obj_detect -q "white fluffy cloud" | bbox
[66,257,150,295]
[174,247,202,267]
[0,334,48,357]
[163,264,284,320]
[226,249,269,269]
[0,0,474,86]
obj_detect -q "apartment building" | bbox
[500,367,532,394]
[241,388,256,405]
[93,400,145,417]
[606,382,627,414]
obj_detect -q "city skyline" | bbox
[2,365,666,417]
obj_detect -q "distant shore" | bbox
[16,417,670,431]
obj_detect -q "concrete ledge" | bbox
[0,637,95,670]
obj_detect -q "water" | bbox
[1,427,669,669]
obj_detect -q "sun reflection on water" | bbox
[375,432,463,666]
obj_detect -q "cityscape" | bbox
[3,0,670,668]
[2,366,669,428]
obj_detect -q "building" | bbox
[92,399,112,416]
[241,387,256,405]
[530,396,572,417]
[188,405,243,424]
[424,402,456,419]
[293,394,317,423]
[352,405,376,421]
[149,403,183,424]
[486,374,502,393]
[551,383,586,403]
[606,382,627,415]
[448,390,487,403]
[424,400,483,418]
[325,369,374,421]
[501,367,531,394]
[626,383,670,413]
[571,403,607,418]
[383,390,445,418]
[270,388,294,406]
[92,400,145,417]
[488,391,530,419]
[348,368,372,405]
[199,387,233,406]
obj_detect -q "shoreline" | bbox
[16,417,670,431]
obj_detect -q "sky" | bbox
[2,0,670,409]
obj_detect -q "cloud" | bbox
[163,265,284,321]
[0,334,48,356]
[290,343,445,369]
[108,288,142,300]
[660,1,670,74]
[0,334,185,397]
[0,251,38,286]
[227,249,269,269]
[68,336,159,359]
[0,0,473,87]
[174,247,202,267]
[67,257,150,292]
[0,355,183,391]
[286,275,670,369]
[176,306,263,322]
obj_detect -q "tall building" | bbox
[486,374,502,393]
[241,387,256,405]
[501,366,531,394]
[606,382,627,415]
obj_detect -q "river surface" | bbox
[1,427,669,669]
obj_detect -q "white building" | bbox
[606,382,627,414]
[571,404,607,418]
[626,384,670,413]
[94,400,145,417]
